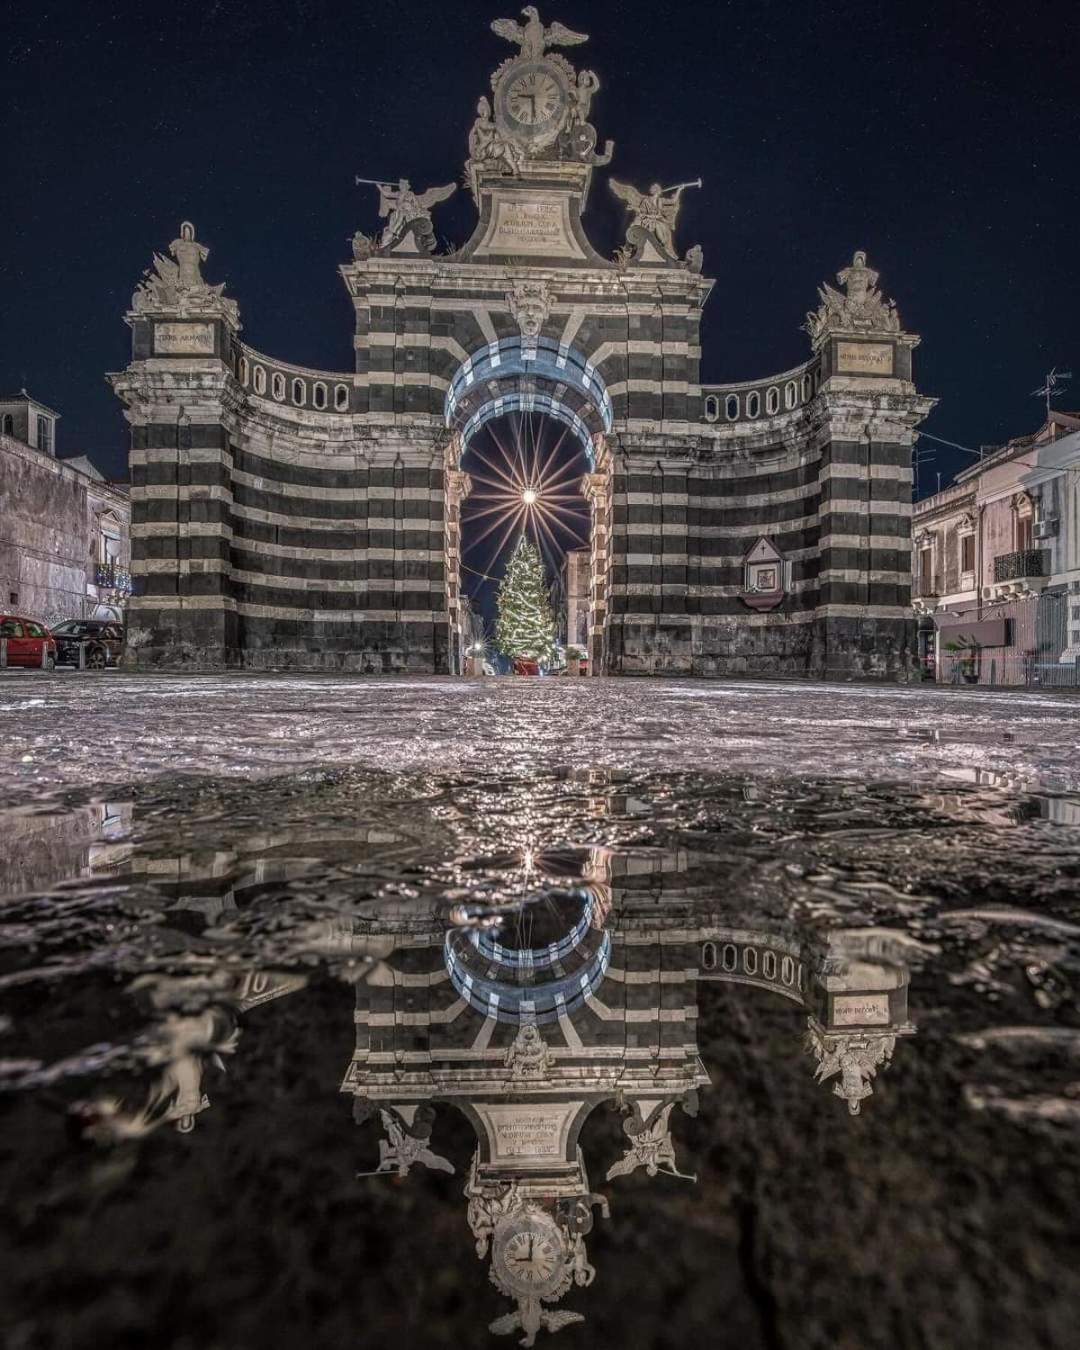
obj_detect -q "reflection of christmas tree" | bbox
[495,537,555,661]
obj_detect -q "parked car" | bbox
[512,657,540,676]
[51,619,125,669]
[0,614,57,669]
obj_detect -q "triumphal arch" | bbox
[112,9,934,676]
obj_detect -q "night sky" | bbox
[3,0,1077,504]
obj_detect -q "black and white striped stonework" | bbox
[115,237,930,677]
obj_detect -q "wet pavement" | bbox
[1,675,1079,1349]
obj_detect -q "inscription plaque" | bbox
[836,341,894,376]
[155,322,216,355]
[477,1101,585,1165]
[832,993,891,1026]
[478,192,584,259]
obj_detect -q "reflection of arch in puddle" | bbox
[445,886,611,1022]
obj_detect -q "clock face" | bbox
[494,60,569,149]
[507,71,561,127]
[492,1214,568,1297]
[504,1228,561,1284]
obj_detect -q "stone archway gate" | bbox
[112,10,933,677]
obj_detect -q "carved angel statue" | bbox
[609,179,701,265]
[489,1298,584,1348]
[363,1105,455,1177]
[491,7,588,59]
[366,178,456,255]
[804,249,901,344]
[605,1101,697,1181]
[806,1025,897,1115]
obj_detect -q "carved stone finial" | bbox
[804,249,901,346]
[131,221,239,326]
[507,280,552,340]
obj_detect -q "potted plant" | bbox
[944,635,980,684]
[566,644,586,676]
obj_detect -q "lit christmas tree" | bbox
[495,536,556,662]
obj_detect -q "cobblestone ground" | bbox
[2,672,1079,804]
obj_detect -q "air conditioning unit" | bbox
[1033,517,1059,539]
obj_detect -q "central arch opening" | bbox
[445,338,613,676]
[460,411,591,671]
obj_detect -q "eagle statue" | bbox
[491,7,589,60]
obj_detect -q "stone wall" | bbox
[0,434,130,625]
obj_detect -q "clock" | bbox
[491,1212,569,1299]
[494,59,571,151]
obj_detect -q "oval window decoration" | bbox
[725,394,740,421]
[703,394,720,423]
[334,383,350,411]
[313,382,327,410]
[272,372,286,401]
[746,390,761,418]
[292,378,306,406]
[766,386,780,415]
[253,365,266,395]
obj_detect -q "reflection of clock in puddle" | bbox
[493,1213,569,1298]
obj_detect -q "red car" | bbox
[0,614,57,669]
[512,657,540,676]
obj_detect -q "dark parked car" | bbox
[0,614,57,669]
[51,620,125,669]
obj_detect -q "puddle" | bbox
[2,762,1079,1348]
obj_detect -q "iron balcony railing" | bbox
[95,564,132,594]
[993,550,1048,583]
[915,574,942,598]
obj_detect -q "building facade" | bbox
[112,11,932,678]
[0,395,131,625]
[913,412,1080,685]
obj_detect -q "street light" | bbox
[522,488,538,506]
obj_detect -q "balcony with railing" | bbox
[993,550,1048,583]
[95,563,132,595]
[915,573,942,599]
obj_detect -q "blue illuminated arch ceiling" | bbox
[445,336,613,464]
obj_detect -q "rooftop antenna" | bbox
[1032,367,1072,421]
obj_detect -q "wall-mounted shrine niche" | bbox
[740,536,789,612]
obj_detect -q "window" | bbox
[292,379,306,406]
[766,386,780,415]
[703,394,720,422]
[7,591,16,606]
[1,619,24,637]
[1,414,12,436]
[238,356,249,385]
[1016,514,1033,552]
[334,383,349,411]
[36,415,52,454]
[960,533,975,573]
[919,546,934,593]
[725,394,739,421]
[801,374,812,400]
[313,382,327,410]
[25,622,45,638]
[272,372,286,401]
[785,381,797,409]
[746,391,761,418]
[253,365,267,395]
